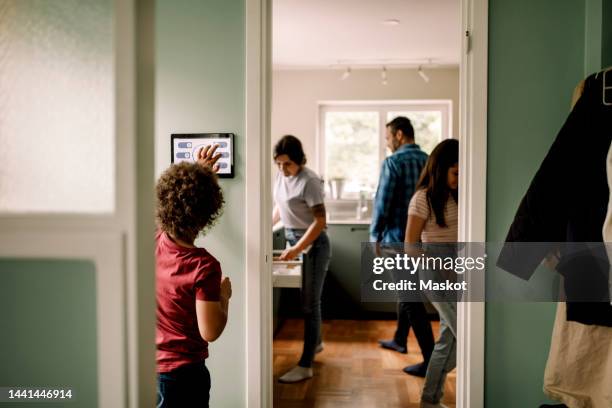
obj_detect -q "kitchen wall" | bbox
[272,67,459,174]
[155,0,246,406]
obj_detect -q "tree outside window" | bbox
[320,101,451,202]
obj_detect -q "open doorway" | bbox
[270,1,461,406]
[244,0,488,406]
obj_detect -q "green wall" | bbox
[155,1,246,406]
[0,259,98,408]
[585,0,603,73]
[603,0,612,68]
[486,0,588,406]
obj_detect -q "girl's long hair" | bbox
[416,139,459,227]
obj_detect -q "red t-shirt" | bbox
[156,229,221,372]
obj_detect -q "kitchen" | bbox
[270,0,460,406]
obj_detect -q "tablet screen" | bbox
[171,133,234,178]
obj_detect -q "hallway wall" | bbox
[603,0,612,68]
[155,0,246,406]
[485,0,594,406]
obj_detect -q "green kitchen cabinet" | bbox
[324,224,395,318]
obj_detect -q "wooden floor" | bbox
[273,319,456,408]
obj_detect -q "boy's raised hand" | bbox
[197,144,222,172]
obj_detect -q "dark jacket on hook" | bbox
[497,70,612,327]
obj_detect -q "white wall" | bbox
[272,67,460,173]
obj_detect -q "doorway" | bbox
[244,0,488,406]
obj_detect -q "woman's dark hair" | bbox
[386,116,415,141]
[416,139,459,227]
[273,135,306,165]
[156,162,225,243]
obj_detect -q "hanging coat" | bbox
[497,70,612,327]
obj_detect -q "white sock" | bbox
[278,365,313,383]
[315,342,324,353]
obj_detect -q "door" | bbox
[0,1,154,406]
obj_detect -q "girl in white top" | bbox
[405,139,458,408]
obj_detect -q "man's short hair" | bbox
[386,116,415,141]
[156,162,225,242]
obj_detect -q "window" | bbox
[319,101,452,200]
[0,0,114,213]
[323,111,379,198]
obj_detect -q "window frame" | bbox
[316,100,453,198]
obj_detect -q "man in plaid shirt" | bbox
[370,116,428,243]
[370,116,434,378]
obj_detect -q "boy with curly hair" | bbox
[155,146,231,408]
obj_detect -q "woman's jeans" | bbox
[157,361,210,408]
[285,228,331,368]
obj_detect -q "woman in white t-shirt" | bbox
[272,135,331,383]
[405,139,458,408]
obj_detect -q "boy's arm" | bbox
[195,299,228,342]
[195,277,231,342]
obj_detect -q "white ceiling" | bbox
[273,0,461,69]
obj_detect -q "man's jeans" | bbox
[394,301,435,361]
[285,228,331,368]
[384,245,435,360]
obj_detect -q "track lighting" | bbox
[340,67,351,80]
[382,19,401,26]
[381,66,388,85]
[418,65,430,83]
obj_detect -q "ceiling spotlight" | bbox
[340,67,351,80]
[418,65,430,83]
[383,19,401,26]
[381,66,388,85]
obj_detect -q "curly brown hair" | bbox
[156,162,225,243]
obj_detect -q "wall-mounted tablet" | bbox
[171,133,234,178]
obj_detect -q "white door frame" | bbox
[244,0,488,406]
[245,0,273,407]
[456,0,488,407]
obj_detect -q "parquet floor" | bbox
[273,319,456,408]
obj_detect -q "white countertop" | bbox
[326,219,371,225]
[274,219,371,227]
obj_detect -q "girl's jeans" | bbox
[417,257,458,405]
[285,228,331,368]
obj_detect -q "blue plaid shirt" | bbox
[369,144,428,243]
